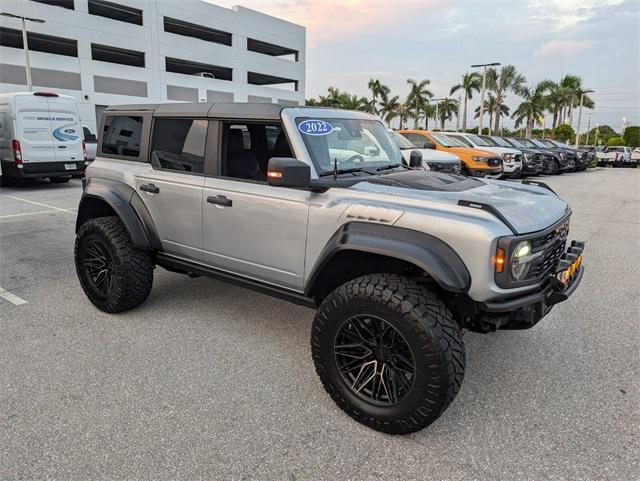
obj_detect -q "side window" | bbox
[455,135,473,147]
[150,119,207,174]
[221,122,292,181]
[403,133,426,146]
[83,126,97,142]
[101,115,143,158]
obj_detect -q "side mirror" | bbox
[423,141,436,150]
[267,157,310,188]
[409,150,423,168]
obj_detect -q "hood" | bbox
[351,170,569,234]
[401,148,460,164]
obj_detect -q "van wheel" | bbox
[49,177,70,183]
[75,216,154,313]
[311,274,465,434]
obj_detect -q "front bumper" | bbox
[477,240,585,330]
[467,167,503,178]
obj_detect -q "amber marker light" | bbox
[267,171,283,179]
[493,248,505,273]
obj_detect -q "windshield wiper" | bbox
[376,163,404,172]
[318,167,376,177]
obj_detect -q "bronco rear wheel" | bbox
[311,274,465,434]
[75,216,153,313]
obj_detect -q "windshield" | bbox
[389,130,417,149]
[465,134,491,147]
[528,139,547,148]
[431,133,467,147]
[504,137,524,148]
[538,139,555,148]
[517,138,539,148]
[552,140,571,148]
[296,118,403,174]
[489,136,510,147]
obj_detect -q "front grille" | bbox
[428,162,458,174]
[514,153,522,163]
[526,219,570,280]
[487,157,501,167]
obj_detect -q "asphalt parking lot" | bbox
[1,169,638,481]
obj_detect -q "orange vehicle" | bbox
[399,130,503,178]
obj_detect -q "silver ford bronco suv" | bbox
[75,103,585,434]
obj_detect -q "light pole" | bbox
[1,12,45,91]
[574,88,593,147]
[585,112,592,145]
[430,98,448,130]
[456,95,461,131]
[471,62,500,135]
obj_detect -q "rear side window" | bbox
[101,115,143,158]
[150,119,207,174]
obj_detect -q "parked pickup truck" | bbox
[597,146,635,167]
[75,103,585,435]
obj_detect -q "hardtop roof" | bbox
[105,102,288,119]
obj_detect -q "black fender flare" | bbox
[305,222,471,295]
[76,178,161,251]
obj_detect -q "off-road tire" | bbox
[49,177,70,183]
[75,216,153,313]
[311,274,465,435]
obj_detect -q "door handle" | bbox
[207,195,232,207]
[140,183,160,194]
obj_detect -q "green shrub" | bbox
[553,124,575,143]
[606,136,625,147]
[623,126,640,147]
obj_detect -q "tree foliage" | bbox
[606,136,625,146]
[622,126,640,147]
[552,124,575,143]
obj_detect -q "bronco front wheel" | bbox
[311,274,465,434]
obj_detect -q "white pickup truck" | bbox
[596,146,634,167]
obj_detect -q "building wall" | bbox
[0,0,306,134]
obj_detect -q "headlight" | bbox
[511,240,535,281]
[502,153,513,161]
[523,153,530,162]
[471,156,488,163]
[559,152,565,160]
[576,151,583,160]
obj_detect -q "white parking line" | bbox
[0,210,55,220]
[0,287,28,306]
[0,194,76,214]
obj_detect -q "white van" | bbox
[0,91,88,183]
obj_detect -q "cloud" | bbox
[533,39,596,60]
[212,0,445,45]
[527,0,625,30]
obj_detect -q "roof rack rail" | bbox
[520,180,556,194]
[457,199,517,234]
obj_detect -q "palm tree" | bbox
[367,78,390,115]
[474,94,498,130]
[486,65,526,134]
[406,78,433,129]
[558,75,595,126]
[450,72,481,131]
[512,81,554,137]
[394,103,415,130]
[339,94,374,112]
[378,93,400,127]
[436,98,458,130]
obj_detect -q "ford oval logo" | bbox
[64,128,76,134]
[298,119,333,136]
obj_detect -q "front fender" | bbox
[305,222,471,294]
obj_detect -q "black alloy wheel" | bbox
[334,314,415,405]
[82,237,116,299]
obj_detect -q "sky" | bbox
[215,0,640,132]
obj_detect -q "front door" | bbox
[201,122,309,290]
[134,118,209,260]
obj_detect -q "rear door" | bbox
[14,95,56,164]
[48,96,83,165]
[134,117,208,260]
